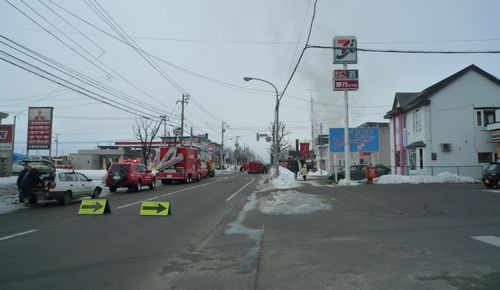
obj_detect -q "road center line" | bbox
[226,178,255,202]
[116,177,228,210]
[472,236,500,248]
[0,229,38,242]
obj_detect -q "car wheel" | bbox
[136,181,142,192]
[197,173,201,182]
[91,187,102,199]
[149,179,156,190]
[496,180,500,189]
[59,191,72,205]
[109,186,117,193]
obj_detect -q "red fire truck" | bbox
[156,146,201,184]
[247,161,263,174]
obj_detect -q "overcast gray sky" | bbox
[1,0,500,160]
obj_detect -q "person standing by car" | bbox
[300,161,309,181]
[19,165,40,206]
[16,162,28,203]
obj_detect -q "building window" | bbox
[413,110,422,132]
[478,152,493,163]
[409,149,416,170]
[419,148,424,169]
[475,109,496,127]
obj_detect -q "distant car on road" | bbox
[105,161,156,192]
[328,164,391,181]
[49,169,102,205]
[482,162,500,188]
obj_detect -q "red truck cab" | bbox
[247,161,263,174]
[156,146,201,184]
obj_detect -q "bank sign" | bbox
[329,128,379,153]
[0,124,14,150]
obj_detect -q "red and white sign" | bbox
[334,79,359,90]
[27,107,53,150]
[299,142,310,159]
[333,36,357,64]
[333,69,359,91]
[0,124,14,150]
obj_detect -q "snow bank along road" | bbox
[2,172,500,289]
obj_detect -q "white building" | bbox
[384,64,500,178]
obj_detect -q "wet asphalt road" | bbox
[1,173,500,289]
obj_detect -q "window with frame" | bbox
[478,152,493,163]
[412,110,422,132]
[475,109,496,127]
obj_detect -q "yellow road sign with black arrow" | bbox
[140,201,170,216]
[78,199,111,215]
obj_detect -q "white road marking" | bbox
[472,236,500,248]
[226,178,255,202]
[0,229,38,242]
[115,177,228,210]
[482,190,500,193]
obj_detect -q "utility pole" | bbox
[177,93,190,145]
[190,127,193,148]
[221,122,227,169]
[320,122,323,175]
[55,133,59,157]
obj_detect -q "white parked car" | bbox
[47,169,103,205]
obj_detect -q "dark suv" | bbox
[105,162,156,192]
[482,162,500,188]
[328,164,392,181]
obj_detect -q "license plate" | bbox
[485,180,490,184]
[167,175,172,178]
[113,176,120,180]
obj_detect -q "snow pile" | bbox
[377,172,478,184]
[309,170,329,177]
[337,179,362,186]
[259,190,332,215]
[255,166,301,192]
[0,176,18,191]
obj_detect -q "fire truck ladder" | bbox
[157,147,184,172]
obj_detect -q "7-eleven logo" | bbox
[334,36,357,63]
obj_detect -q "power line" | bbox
[307,45,500,54]
[0,36,168,117]
[0,50,159,120]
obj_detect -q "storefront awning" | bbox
[406,141,426,149]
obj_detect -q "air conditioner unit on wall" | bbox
[441,143,451,152]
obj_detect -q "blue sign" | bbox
[329,128,379,152]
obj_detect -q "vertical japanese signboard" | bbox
[299,142,310,159]
[27,107,53,151]
[333,36,357,64]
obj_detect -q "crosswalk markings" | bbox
[472,236,500,248]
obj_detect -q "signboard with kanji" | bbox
[333,36,357,64]
[27,107,53,150]
[333,69,359,91]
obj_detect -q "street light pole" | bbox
[243,77,281,178]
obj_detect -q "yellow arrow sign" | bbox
[140,201,170,216]
[78,199,111,215]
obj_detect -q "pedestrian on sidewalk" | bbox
[300,161,309,181]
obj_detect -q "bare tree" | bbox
[133,118,162,167]
[269,121,290,163]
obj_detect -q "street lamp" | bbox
[243,76,281,178]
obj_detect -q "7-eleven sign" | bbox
[333,36,357,64]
